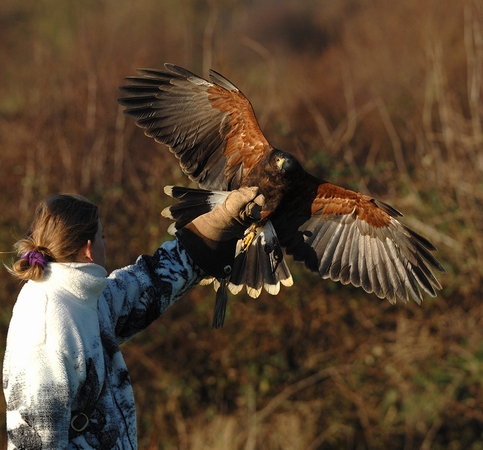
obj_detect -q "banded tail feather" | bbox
[162,185,294,327]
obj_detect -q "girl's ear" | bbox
[85,240,94,262]
[76,240,93,263]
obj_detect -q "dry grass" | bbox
[1,0,482,448]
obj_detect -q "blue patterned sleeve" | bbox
[101,239,205,342]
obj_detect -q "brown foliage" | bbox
[1,0,482,448]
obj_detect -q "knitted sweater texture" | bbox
[3,239,203,449]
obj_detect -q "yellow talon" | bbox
[241,225,257,252]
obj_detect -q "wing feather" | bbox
[339,219,357,285]
[359,235,371,293]
[328,223,350,282]
[374,238,392,299]
[348,225,362,288]
[318,222,345,278]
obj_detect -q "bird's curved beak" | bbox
[276,157,287,171]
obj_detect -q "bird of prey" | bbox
[118,63,445,327]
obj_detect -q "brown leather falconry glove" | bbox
[176,187,265,278]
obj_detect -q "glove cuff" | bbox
[177,222,237,278]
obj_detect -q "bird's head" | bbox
[272,151,295,174]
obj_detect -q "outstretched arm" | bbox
[104,187,263,341]
[102,238,204,343]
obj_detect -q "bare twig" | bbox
[464,2,483,141]
[375,96,409,178]
[330,368,376,448]
[240,36,278,129]
[114,104,125,186]
[203,0,219,76]
[402,216,465,254]
[254,366,343,423]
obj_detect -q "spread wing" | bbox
[118,63,272,190]
[272,177,446,304]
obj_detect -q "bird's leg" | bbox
[240,224,258,252]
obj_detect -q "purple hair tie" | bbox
[21,250,49,269]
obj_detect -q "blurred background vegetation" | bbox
[1,0,482,448]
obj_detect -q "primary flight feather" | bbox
[118,63,445,327]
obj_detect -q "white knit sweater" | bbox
[3,239,203,449]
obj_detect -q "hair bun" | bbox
[21,250,49,269]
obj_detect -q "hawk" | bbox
[118,64,445,327]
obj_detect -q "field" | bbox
[1,0,482,448]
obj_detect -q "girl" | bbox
[3,188,262,449]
